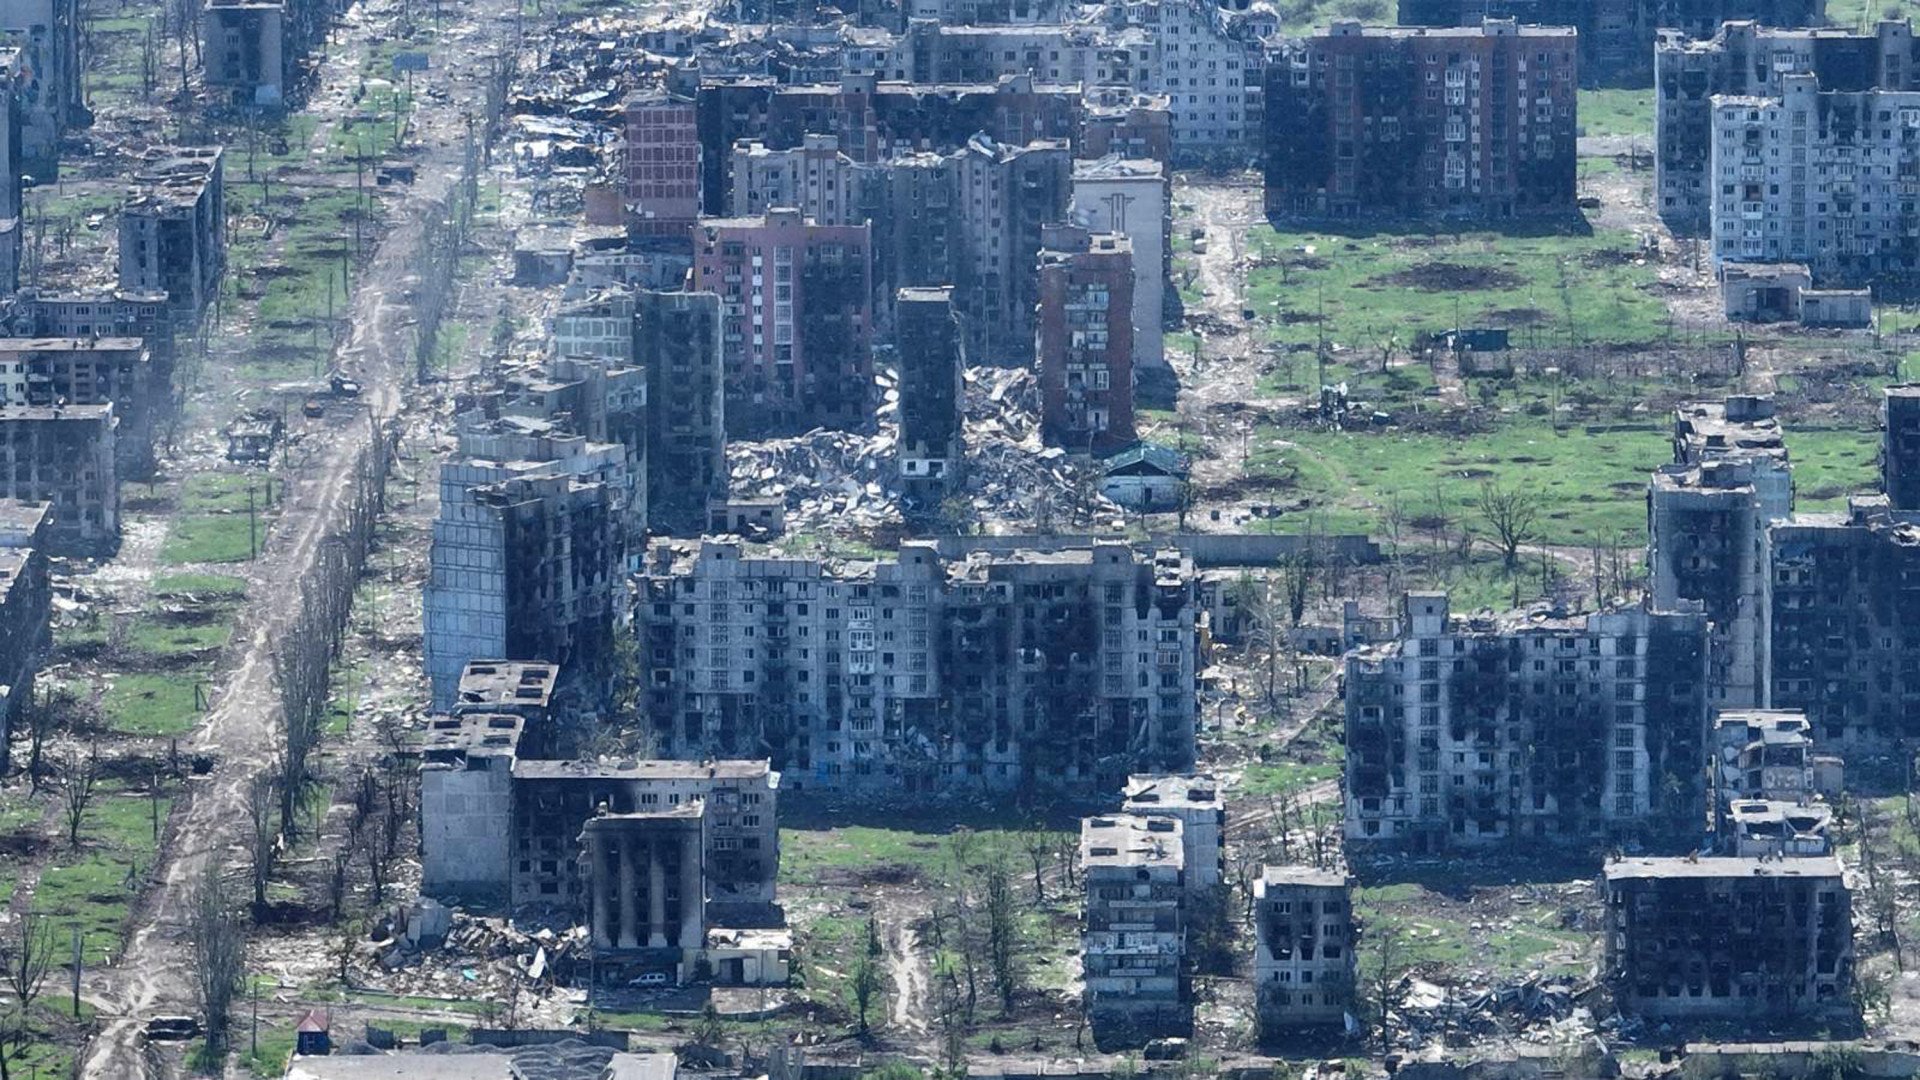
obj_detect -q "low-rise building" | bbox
[1080,814,1190,1044]
[1253,866,1353,1035]
[1602,855,1852,1019]
[1122,773,1223,888]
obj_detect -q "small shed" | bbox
[1721,262,1812,322]
[1801,289,1873,328]
[1101,442,1189,511]
[294,1008,331,1056]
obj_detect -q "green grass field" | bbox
[101,671,206,736]
[1579,88,1655,140]
[162,471,269,564]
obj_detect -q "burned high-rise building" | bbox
[892,287,964,505]
[118,147,227,320]
[1399,0,1826,86]
[636,290,727,537]
[1655,20,1920,233]
[1648,396,1791,708]
[1603,855,1852,1019]
[692,209,873,437]
[955,135,1073,364]
[1264,21,1577,222]
[1345,592,1710,852]
[637,539,1197,794]
[1036,224,1136,453]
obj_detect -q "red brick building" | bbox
[624,89,701,238]
[1264,19,1577,221]
[1036,223,1134,454]
[692,209,873,437]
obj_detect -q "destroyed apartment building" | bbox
[1708,74,1920,281]
[892,286,965,505]
[117,147,227,319]
[0,499,49,769]
[1648,395,1791,708]
[1763,385,1920,758]
[420,693,786,986]
[1080,813,1191,1045]
[1121,772,1223,888]
[637,539,1198,794]
[1036,223,1136,454]
[1710,709,1840,857]
[1253,866,1353,1037]
[0,337,162,478]
[1070,155,1170,375]
[0,404,116,556]
[636,289,727,537]
[202,0,343,110]
[1344,591,1710,852]
[1263,20,1578,222]
[1655,18,1920,233]
[0,0,80,176]
[1603,855,1853,1019]
[491,353,650,559]
[692,207,874,437]
[1398,0,1825,86]
[422,416,628,711]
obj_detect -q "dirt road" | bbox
[77,4,511,1075]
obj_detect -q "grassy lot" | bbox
[33,780,174,968]
[101,671,206,736]
[1824,0,1920,30]
[1354,875,1595,984]
[162,471,270,564]
[1791,427,1881,509]
[1578,88,1655,140]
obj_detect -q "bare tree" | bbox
[1362,919,1413,1049]
[1020,828,1051,904]
[61,747,98,848]
[0,913,54,1017]
[246,773,278,914]
[1475,480,1541,570]
[982,857,1022,1016]
[189,864,245,1054]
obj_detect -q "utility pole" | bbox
[248,481,258,559]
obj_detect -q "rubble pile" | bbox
[1395,973,1598,1045]
[355,899,586,1005]
[727,366,1125,538]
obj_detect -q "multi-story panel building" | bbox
[1401,0,1825,87]
[1264,20,1577,222]
[1648,396,1792,708]
[118,147,227,319]
[1708,74,1920,280]
[203,0,287,107]
[1656,20,1920,233]
[637,539,1198,794]
[1602,856,1851,1019]
[1710,709,1833,856]
[1106,0,1268,160]
[552,291,637,366]
[1345,591,1710,852]
[0,499,48,771]
[0,404,115,555]
[956,135,1072,364]
[1081,88,1174,164]
[624,88,702,238]
[1122,773,1223,888]
[636,290,727,537]
[0,338,160,479]
[893,287,964,504]
[1036,223,1135,453]
[0,0,78,176]
[1073,156,1168,375]
[422,417,626,711]
[1080,814,1190,1042]
[1253,867,1353,1034]
[692,208,873,437]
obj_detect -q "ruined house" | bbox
[421,417,627,712]
[1656,20,1920,233]
[635,289,727,537]
[1264,20,1578,222]
[1036,224,1136,454]
[692,208,873,437]
[1648,396,1791,708]
[1400,0,1826,86]
[637,539,1198,795]
[1708,74,1920,281]
[0,404,115,556]
[1253,867,1353,1035]
[1603,855,1852,1019]
[118,147,227,320]
[892,287,965,505]
[1080,814,1190,1044]
[1344,592,1710,853]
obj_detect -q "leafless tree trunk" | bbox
[190,864,245,1054]
[982,858,1021,1017]
[246,773,278,914]
[1475,479,1541,570]
[61,747,98,848]
[0,913,55,1016]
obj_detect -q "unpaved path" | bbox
[77,1,510,1073]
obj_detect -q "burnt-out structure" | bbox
[0,500,49,770]
[893,287,964,504]
[637,539,1198,794]
[635,289,726,536]
[1344,592,1710,852]
[0,338,161,479]
[1649,396,1792,708]
[692,208,873,437]
[1400,0,1826,86]
[1655,20,1920,233]
[1036,223,1135,453]
[0,405,116,556]
[1253,867,1354,1035]
[1264,20,1577,222]
[1603,855,1852,1019]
